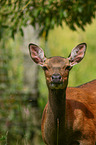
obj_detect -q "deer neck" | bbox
[48,88,66,119]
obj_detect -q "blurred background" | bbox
[0,1,96,145]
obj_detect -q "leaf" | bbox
[11,29,16,39]
[1,25,9,28]
[63,11,68,18]
[78,7,83,13]
[19,28,24,37]
[70,24,76,31]
[0,136,6,141]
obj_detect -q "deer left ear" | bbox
[29,43,46,66]
[68,43,87,66]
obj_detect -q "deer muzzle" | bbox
[51,74,62,84]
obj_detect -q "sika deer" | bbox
[29,43,96,145]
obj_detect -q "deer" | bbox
[29,43,96,145]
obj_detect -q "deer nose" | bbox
[52,74,62,83]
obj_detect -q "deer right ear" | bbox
[29,43,46,66]
[68,43,87,66]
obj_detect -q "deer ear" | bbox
[68,43,87,66]
[29,43,46,66]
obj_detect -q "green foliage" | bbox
[0,32,23,92]
[0,92,42,145]
[7,35,23,92]
[0,30,43,145]
[0,0,96,39]
[0,32,24,145]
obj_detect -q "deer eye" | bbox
[65,65,72,70]
[42,66,48,71]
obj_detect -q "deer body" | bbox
[42,81,96,145]
[29,43,96,145]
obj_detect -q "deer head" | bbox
[29,43,87,89]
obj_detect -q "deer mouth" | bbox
[52,80,62,84]
[50,81,63,89]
